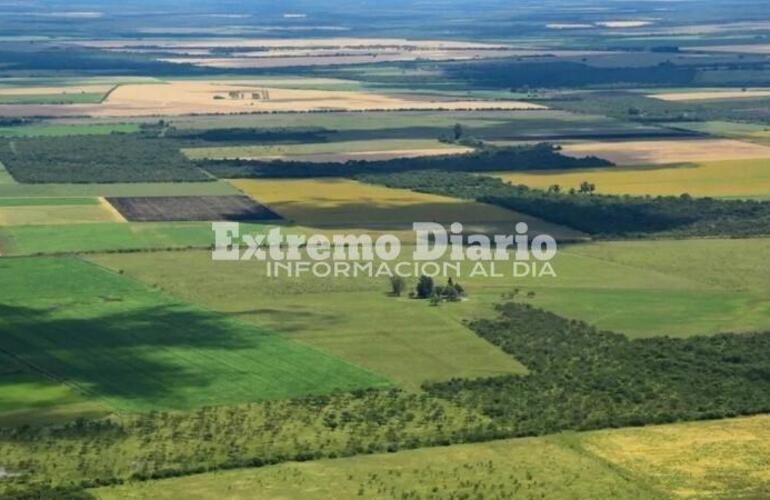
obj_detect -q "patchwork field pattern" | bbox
[0,80,546,118]
[0,257,389,413]
[106,195,282,222]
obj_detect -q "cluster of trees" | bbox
[0,118,29,127]
[358,170,770,238]
[390,275,467,304]
[0,135,210,183]
[426,302,770,432]
[200,143,613,179]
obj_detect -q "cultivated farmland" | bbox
[182,139,472,162]
[92,414,770,499]
[495,158,770,198]
[106,195,281,222]
[230,177,583,238]
[0,80,546,118]
[561,138,770,165]
[0,257,389,413]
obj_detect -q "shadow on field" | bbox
[0,302,268,412]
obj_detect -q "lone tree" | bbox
[453,123,464,141]
[389,276,407,297]
[415,275,435,299]
[578,181,596,194]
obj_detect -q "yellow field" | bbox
[584,414,770,498]
[562,139,770,165]
[495,158,770,197]
[182,139,472,161]
[0,80,545,117]
[0,198,125,225]
[230,177,583,238]
[650,89,770,101]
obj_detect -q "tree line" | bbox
[358,170,770,238]
[199,143,613,179]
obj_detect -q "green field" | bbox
[0,221,270,257]
[0,257,389,414]
[169,109,671,142]
[89,237,770,350]
[92,413,770,500]
[0,123,141,137]
[0,197,100,206]
[0,92,106,104]
[0,352,109,427]
[92,433,659,499]
[88,250,528,389]
[0,180,239,198]
[0,202,122,225]
[0,161,15,184]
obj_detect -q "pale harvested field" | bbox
[650,89,770,101]
[495,158,770,198]
[182,139,471,161]
[159,49,604,69]
[231,177,584,238]
[0,198,125,225]
[74,37,610,69]
[583,414,770,498]
[562,139,770,165]
[595,21,652,28]
[0,84,114,96]
[76,37,512,50]
[684,44,770,54]
[0,81,545,117]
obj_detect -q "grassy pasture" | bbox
[92,433,657,500]
[230,177,584,239]
[0,352,109,427]
[0,257,389,414]
[0,197,100,206]
[0,198,124,225]
[664,120,770,145]
[0,180,239,198]
[88,237,770,353]
[169,109,672,142]
[87,251,527,389]
[0,123,141,137]
[0,92,106,105]
[92,414,770,500]
[583,415,770,498]
[0,161,16,184]
[0,221,267,256]
[495,158,770,198]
